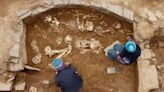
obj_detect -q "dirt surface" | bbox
[17,5,137,92]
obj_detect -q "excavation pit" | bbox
[19,5,137,92]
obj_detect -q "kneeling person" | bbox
[107,39,141,65]
[53,58,83,92]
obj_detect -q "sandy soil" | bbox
[20,5,137,92]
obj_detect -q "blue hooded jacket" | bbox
[55,65,83,92]
[120,44,141,64]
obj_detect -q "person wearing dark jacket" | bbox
[52,58,83,92]
[107,38,141,65]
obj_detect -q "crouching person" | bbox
[107,38,141,65]
[52,58,83,92]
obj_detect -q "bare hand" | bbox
[65,62,71,66]
[116,51,120,55]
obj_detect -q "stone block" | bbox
[12,31,22,43]
[137,60,150,69]
[123,8,134,21]
[29,86,37,92]
[136,21,154,40]
[53,0,64,5]
[19,11,32,19]
[0,82,13,91]
[107,4,115,12]
[15,81,26,91]
[91,1,101,7]
[16,9,29,17]
[81,1,90,6]
[10,58,19,64]
[42,0,53,5]
[138,65,159,92]
[139,49,152,60]
[101,2,108,9]
[8,59,24,72]
[9,44,20,58]
[69,0,81,4]
[113,5,123,16]
[61,0,70,4]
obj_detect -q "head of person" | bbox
[125,41,136,53]
[53,58,65,71]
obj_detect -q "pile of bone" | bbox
[76,38,103,54]
[31,40,42,65]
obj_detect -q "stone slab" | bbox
[123,8,134,21]
[138,65,159,92]
[69,0,81,4]
[0,82,13,91]
[15,81,26,91]
[139,49,152,60]
[9,44,20,58]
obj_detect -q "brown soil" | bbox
[16,5,137,92]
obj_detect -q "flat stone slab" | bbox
[0,82,13,91]
[138,60,159,92]
[139,49,152,60]
[15,81,26,91]
[9,44,20,58]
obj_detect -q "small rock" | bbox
[15,81,26,91]
[158,41,164,48]
[41,80,50,85]
[29,86,37,92]
[147,11,157,22]
[9,44,20,58]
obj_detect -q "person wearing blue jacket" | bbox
[107,38,141,65]
[53,58,83,92]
